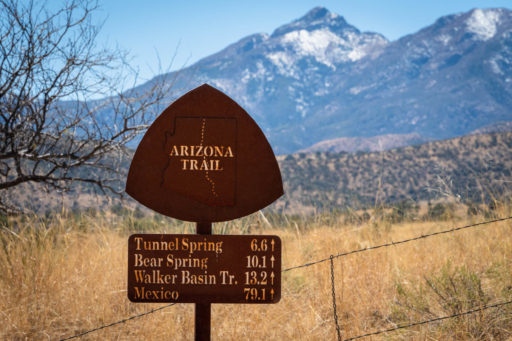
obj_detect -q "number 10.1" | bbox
[246,255,266,268]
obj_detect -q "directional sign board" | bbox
[125,83,284,330]
[126,84,283,222]
[128,234,281,303]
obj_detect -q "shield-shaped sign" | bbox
[126,84,283,222]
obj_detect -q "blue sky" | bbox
[96,0,511,83]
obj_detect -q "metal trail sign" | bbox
[126,83,283,222]
[128,234,281,303]
[125,84,284,341]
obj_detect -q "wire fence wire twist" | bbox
[58,215,512,340]
[330,255,342,341]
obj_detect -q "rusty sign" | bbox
[126,84,283,222]
[128,234,281,304]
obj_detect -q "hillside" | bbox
[274,131,512,213]
[3,131,511,216]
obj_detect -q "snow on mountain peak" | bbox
[283,29,342,57]
[466,9,501,41]
[266,27,386,74]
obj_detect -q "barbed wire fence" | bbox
[59,215,512,341]
[59,303,176,341]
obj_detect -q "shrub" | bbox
[425,202,455,221]
[392,262,512,339]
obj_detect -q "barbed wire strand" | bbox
[330,255,342,341]
[283,215,512,272]
[342,299,512,341]
[59,303,176,341]
[59,215,512,340]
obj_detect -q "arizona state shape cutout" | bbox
[126,84,283,222]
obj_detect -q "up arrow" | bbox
[271,239,275,251]
[270,288,275,300]
[270,272,275,285]
[270,255,275,268]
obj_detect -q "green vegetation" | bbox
[276,132,512,213]
[3,131,512,216]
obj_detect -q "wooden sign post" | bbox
[196,222,211,341]
[125,84,283,340]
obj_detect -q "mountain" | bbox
[146,7,388,153]
[318,8,512,142]
[9,131,512,215]
[299,133,429,153]
[275,131,512,213]
[137,7,512,154]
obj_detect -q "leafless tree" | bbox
[0,0,175,213]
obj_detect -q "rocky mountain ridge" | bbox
[276,131,512,213]
[5,131,512,215]
[143,7,512,154]
[142,6,512,154]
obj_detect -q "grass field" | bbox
[0,205,511,340]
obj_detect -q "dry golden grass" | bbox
[0,209,511,340]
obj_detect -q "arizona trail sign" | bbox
[126,83,283,222]
[125,84,284,340]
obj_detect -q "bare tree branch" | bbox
[0,0,176,213]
